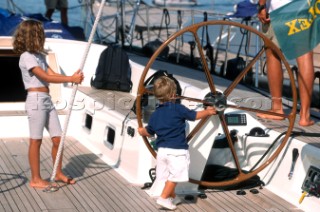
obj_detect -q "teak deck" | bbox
[0,136,302,212]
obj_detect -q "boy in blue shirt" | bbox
[138,76,216,210]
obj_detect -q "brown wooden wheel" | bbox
[136,20,297,187]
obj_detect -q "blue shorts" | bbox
[25,92,62,139]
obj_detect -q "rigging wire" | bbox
[49,0,107,184]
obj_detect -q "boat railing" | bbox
[90,1,263,78]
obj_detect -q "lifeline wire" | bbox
[49,0,107,183]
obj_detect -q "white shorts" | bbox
[156,148,190,183]
[25,92,62,139]
[45,0,68,10]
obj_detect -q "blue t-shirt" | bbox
[146,102,197,150]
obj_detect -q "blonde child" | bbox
[138,76,216,210]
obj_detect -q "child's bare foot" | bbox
[30,179,52,189]
[299,119,315,127]
[55,174,76,184]
[257,110,285,120]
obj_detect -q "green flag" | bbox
[270,0,320,60]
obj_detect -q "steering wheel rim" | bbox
[136,20,297,187]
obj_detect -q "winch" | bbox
[300,166,320,204]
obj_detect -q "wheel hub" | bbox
[204,92,227,112]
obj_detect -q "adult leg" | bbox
[45,9,55,20]
[51,136,76,184]
[296,51,315,126]
[44,0,55,20]
[60,8,68,25]
[29,138,51,188]
[257,48,284,119]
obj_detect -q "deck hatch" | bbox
[103,125,115,150]
[83,112,93,131]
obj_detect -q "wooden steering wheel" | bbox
[136,20,297,187]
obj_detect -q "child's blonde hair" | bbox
[153,76,177,102]
[13,20,45,54]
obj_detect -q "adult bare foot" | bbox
[55,174,76,184]
[299,119,315,127]
[257,110,285,120]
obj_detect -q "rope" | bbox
[158,8,170,39]
[49,0,107,183]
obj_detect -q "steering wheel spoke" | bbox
[186,116,211,142]
[224,47,266,97]
[218,112,243,173]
